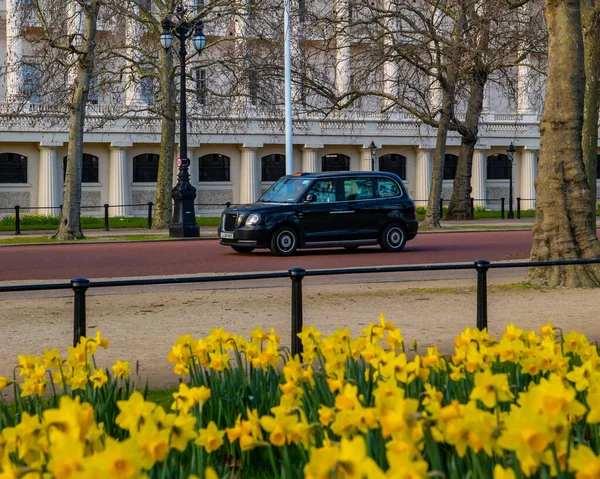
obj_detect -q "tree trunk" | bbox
[527,0,600,287]
[56,1,100,241]
[446,68,487,220]
[581,0,600,208]
[153,47,176,229]
[421,13,463,228]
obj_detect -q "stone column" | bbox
[414,149,433,207]
[239,147,260,203]
[125,13,145,106]
[472,149,487,208]
[109,146,130,216]
[360,147,375,171]
[519,149,537,210]
[334,0,351,97]
[37,146,62,215]
[517,55,533,114]
[6,0,23,101]
[301,147,320,172]
[67,3,85,87]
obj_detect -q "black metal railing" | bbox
[0,203,228,235]
[1,258,599,355]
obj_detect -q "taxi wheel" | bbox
[270,226,298,256]
[231,246,255,253]
[380,223,407,252]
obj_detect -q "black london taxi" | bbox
[218,171,418,255]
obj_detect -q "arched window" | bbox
[322,154,350,172]
[487,154,511,180]
[260,154,285,181]
[199,154,230,182]
[133,154,159,182]
[0,153,27,183]
[379,154,406,179]
[443,154,459,180]
[63,154,99,183]
[261,154,286,182]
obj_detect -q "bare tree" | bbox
[526,0,600,287]
[19,0,103,240]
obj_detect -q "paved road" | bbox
[0,230,532,282]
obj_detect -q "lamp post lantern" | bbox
[369,141,377,172]
[507,142,516,220]
[161,2,206,238]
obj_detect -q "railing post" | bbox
[104,204,110,231]
[470,197,475,219]
[517,198,521,219]
[474,260,490,331]
[439,198,443,217]
[147,202,153,229]
[501,198,505,219]
[14,205,20,235]
[289,267,306,357]
[71,278,90,347]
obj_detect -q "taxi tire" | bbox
[380,223,407,252]
[270,226,298,256]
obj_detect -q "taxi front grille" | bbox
[223,214,238,231]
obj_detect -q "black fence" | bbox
[414,197,537,219]
[1,258,598,355]
[0,202,227,235]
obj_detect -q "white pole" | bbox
[284,0,294,174]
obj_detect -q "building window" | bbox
[193,67,208,105]
[443,154,459,180]
[194,0,205,14]
[87,76,98,105]
[63,154,99,183]
[0,153,27,183]
[22,64,41,104]
[261,154,286,182]
[379,154,406,180]
[199,154,230,182]
[140,69,155,105]
[248,70,259,106]
[322,154,350,172]
[133,154,159,182]
[596,155,600,179]
[299,0,307,21]
[487,154,511,180]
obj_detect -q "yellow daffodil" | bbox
[195,421,225,453]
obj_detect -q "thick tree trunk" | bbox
[527,0,600,287]
[56,2,99,241]
[446,69,487,220]
[153,47,176,229]
[581,0,600,207]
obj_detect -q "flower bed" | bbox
[1,319,599,478]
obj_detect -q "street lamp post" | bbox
[369,141,377,172]
[161,2,206,238]
[507,142,516,220]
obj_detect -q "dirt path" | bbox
[1,279,599,395]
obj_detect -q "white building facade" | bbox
[0,0,578,217]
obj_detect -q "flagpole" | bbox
[284,0,293,174]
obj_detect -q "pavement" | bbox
[0,217,542,243]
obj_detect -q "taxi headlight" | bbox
[246,213,261,226]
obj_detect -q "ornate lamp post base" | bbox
[169,158,200,238]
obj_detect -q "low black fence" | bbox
[0,202,227,235]
[414,197,536,219]
[1,257,598,355]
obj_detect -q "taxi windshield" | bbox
[259,177,311,203]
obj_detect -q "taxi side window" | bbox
[308,180,336,203]
[344,178,374,200]
[377,178,401,198]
